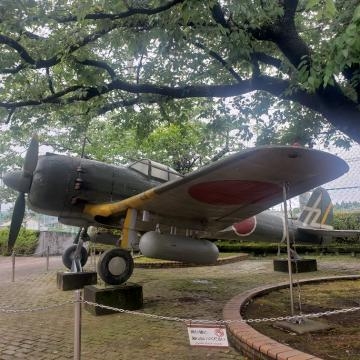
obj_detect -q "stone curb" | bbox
[223,275,360,360]
[134,253,249,268]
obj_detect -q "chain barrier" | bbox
[79,298,360,325]
[0,298,359,324]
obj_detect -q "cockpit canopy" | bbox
[128,159,182,182]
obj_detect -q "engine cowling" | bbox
[139,231,219,264]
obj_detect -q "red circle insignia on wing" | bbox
[188,180,281,205]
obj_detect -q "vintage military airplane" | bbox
[3,136,350,285]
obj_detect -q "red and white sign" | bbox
[187,324,229,347]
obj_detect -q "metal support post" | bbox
[71,233,84,273]
[88,242,92,266]
[283,183,295,316]
[46,244,50,271]
[93,248,97,272]
[74,289,82,360]
[11,251,15,282]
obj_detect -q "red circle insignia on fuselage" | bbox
[232,216,256,236]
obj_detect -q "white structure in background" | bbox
[0,210,77,234]
[323,144,360,204]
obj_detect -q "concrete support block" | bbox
[273,259,317,273]
[84,283,143,316]
[57,271,97,291]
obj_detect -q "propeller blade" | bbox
[23,134,39,176]
[8,193,26,251]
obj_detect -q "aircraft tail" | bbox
[298,187,333,229]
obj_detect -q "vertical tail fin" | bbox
[298,187,333,229]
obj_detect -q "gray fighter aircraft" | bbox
[3,136,350,285]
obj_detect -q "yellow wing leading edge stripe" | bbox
[83,188,157,218]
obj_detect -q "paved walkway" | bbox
[0,255,359,359]
[0,256,63,282]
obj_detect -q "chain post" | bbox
[46,244,50,272]
[74,289,82,360]
[11,250,15,282]
[283,182,295,316]
[287,191,304,318]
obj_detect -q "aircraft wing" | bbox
[298,227,360,238]
[83,146,349,232]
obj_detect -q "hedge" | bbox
[215,241,360,256]
[333,211,360,232]
[0,228,39,255]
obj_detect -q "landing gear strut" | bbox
[62,244,88,270]
[62,228,89,271]
[97,248,134,285]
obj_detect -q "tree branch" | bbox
[0,24,118,74]
[1,56,359,142]
[252,52,283,70]
[75,58,117,80]
[5,108,15,124]
[0,35,36,65]
[191,40,242,82]
[46,67,55,94]
[210,2,230,29]
[51,0,185,23]
[96,95,162,115]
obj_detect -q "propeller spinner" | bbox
[3,135,39,251]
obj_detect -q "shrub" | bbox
[333,211,360,230]
[0,227,39,255]
[215,240,360,256]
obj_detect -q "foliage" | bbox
[0,0,359,160]
[1,97,252,174]
[0,227,39,255]
[333,211,360,231]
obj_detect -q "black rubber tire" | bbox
[97,248,134,285]
[62,244,88,270]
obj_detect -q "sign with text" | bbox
[187,324,229,347]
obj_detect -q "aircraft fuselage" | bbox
[214,211,321,244]
[27,153,161,226]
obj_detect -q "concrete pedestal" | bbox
[273,259,317,273]
[274,319,332,334]
[84,283,143,316]
[57,271,97,291]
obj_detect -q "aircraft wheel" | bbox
[62,244,88,270]
[97,248,134,285]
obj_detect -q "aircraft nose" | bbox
[3,170,32,193]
